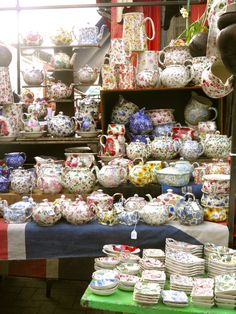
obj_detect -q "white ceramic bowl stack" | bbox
[141,270,166,289]
[204,243,236,270]
[92,269,119,281]
[165,238,203,258]
[142,248,165,263]
[170,274,194,294]
[214,273,236,309]
[207,253,236,278]
[102,244,140,257]
[161,290,189,307]
[165,251,205,277]
[118,273,140,291]
[133,281,161,305]
[94,256,120,271]
[89,278,119,296]
[191,278,215,308]
[140,257,165,272]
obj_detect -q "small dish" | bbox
[77,131,99,138]
[19,131,46,138]
[0,136,16,142]
[89,279,119,290]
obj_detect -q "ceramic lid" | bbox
[87,189,112,201]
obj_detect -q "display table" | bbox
[81,287,235,314]
[0,219,229,260]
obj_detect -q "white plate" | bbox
[19,131,46,138]
[89,286,117,296]
[0,136,16,142]
[77,131,98,138]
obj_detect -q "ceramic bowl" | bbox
[201,192,229,208]
[155,168,191,187]
[146,109,175,125]
[152,122,177,137]
[203,206,228,222]
[202,174,230,194]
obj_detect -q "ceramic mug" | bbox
[101,57,118,90]
[110,38,132,65]
[117,64,136,89]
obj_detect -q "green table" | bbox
[81,287,235,314]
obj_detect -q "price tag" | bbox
[131,230,137,240]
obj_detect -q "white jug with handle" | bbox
[122,12,155,52]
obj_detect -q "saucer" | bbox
[77,131,99,138]
[19,131,46,138]
[0,136,16,142]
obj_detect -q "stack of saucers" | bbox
[204,243,236,270]
[133,281,161,305]
[116,262,140,275]
[140,258,165,272]
[92,269,119,281]
[170,274,194,294]
[142,270,166,289]
[207,253,236,277]
[89,278,119,296]
[118,273,140,291]
[161,290,189,307]
[165,251,205,277]
[142,249,165,262]
[215,273,236,309]
[94,256,120,270]
[191,278,214,308]
[166,238,203,258]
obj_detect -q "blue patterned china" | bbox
[73,23,106,46]
[3,207,31,224]
[176,192,204,225]
[117,209,139,226]
[111,95,139,125]
[78,113,96,132]
[201,192,229,208]
[129,108,153,135]
[90,279,119,290]
[4,152,26,169]
[130,134,150,144]
[0,175,10,192]
[153,122,176,137]
[47,112,77,137]
[10,196,35,215]
[0,161,10,178]
[179,139,204,161]
[155,166,191,187]
[150,136,180,160]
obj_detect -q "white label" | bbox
[131,230,137,240]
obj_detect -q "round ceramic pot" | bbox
[189,56,216,85]
[179,140,204,161]
[129,108,153,135]
[37,171,62,194]
[47,112,76,137]
[95,164,126,188]
[160,64,193,88]
[4,207,31,224]
[202,174,230,194]
[126,141,151,161]
[150,136,180,160]
[124,194,147,212]
[203,206,228,222]
[63,198,95,225]
[204,161,230,175]
[202,132,231,159]
[146,109,175,125]
[146,160,163,183]
[87,189,115,212]
[4,152,26,169]
[22,68,45,86]
[155,167,191,187]
[159,45,192,66]
[50,52,71,69]
[128,160,152,187]
[201,192,229,208]
[136,70,160,88]
[10,168,35,194]
[156,189,184,217]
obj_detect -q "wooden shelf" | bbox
[20,44,101,50]
[101,85,202,93]
[7,136,100,145]
[22,85,47,88]
[47,68,74,72]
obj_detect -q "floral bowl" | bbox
[155,167,191,187]
[203,206,228,222]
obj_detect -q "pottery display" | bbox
[48,81,73,99]
[179,140,204,161]
[160,64,193,88]
[128,159,152,187]
[0,67,14,104]
[100,134,124,157]
[123,194,147,213]
[94,163,126,188]
[146,109,175,126]
[159,45,192,66]
[32,199,61,226]
[10,168,35,194]
[47,112,77,137]
[122,12,155,52]
[76,64,99,84]
[4,152,26,169]
[202,174,230,194]
[126,140,151,161]
[50,28,73,45]
[201,132,231,159]
[140,194,174,225]
[117,64,136,89]
[0,175,10,192]
[50,52,71,69]
[129,108,153,135]
[65,152,95,168]
[136,70,160,88]
[62,166,96,194]
[150,136,180,160]
[201,192,229,208]
[63,197,95,224]
[201,60,233,98]
[111,95,139,125]
[156,189,184,217]
[184,92,217,126]
[155,166,191,187]
[21,67,45,86]
[73,23,106,45]
[176,193,204,225]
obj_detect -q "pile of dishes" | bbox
[166,238,203,258]
[207,253,236,277]
[92,269,119,281]
[118,273,140,291]
[142,248,165,262]
[204,243,236,269]
[161,290,189,307]
[89,278,119,296]
[133,281,161,305]
[191,278,214,308]
[140,258,165,272]
[94,257,120,270]
[170,274,194,294]
[142,270,166,289]
[165,251,205,276]
[116,262,140,275]
[102,244,140,257]
[214,273,236,309]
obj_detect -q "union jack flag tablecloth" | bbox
[0,219,229,261]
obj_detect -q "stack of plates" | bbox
[140,258,165,272]
[118,273,140,291]
[215,273,236,309]
[170,274,193,294]
[142,249,165,262]
[94,257,120,270]
[204,243,236,270]
[92,269,119,281]
[191,278,214,308]
[161,290,189,307]
[133,281,161,305]
[102,244,140,257]
[142,270,166,289]
[207,253,236,277]
[89,278,119,295]
[166,238,203,258]
[116,262,140,275]
[165,251,205,276]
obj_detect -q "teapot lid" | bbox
[88,189,112,199]
[126,194,146,202]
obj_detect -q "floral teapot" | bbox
[32,199,61,226]
[87,189,117,212]
[63,196,95,224]
[126,140,151,161]
[176,193,204,225]
[160,64,193,88]
[21,67,45,86]
[76,64,99,84]
[150,136,180,160]
[75,97,99,121]
[140,194,175,225]
[94,162,126,188]
[179,139,204,161]
[123,194,147,213]
[37,169,62,194]
[47,112,77,137]
[48,81,73,100]
[111,95,139,124]
[22,111,41,132]
[128,158,152,187]
[34,156,64,177]
[10,168,35,194]
[201,131,231,159]
[50,28,73,45]
[129,108,153,135]
[73,23,106,45]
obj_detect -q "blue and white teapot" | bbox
[47,111,77,137]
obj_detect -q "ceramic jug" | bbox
[137,50,159,73]
[100,134,124,157]
[0,67,14,104]
[4,152,26,169]
[75,97,99,121]
[110,38,132,65]
[22,112,41,132]
[122,12,155,52]
[184,92,218,126]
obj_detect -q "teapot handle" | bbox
[143,17,155,41]
[20,152,27,163]
[183,192,195,202]
[99,134,107,150]
[113,192,124,203]
[186,64,194,83]
[132,157,144,165]
[209,107,218,121]
[158,50,165,66]
[198,142,205,157]
[167,207,176,222]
